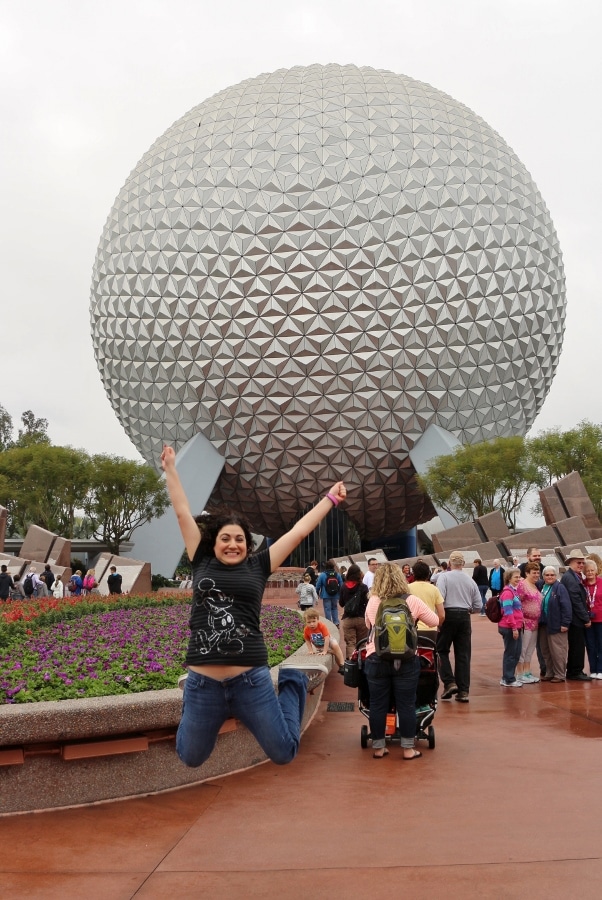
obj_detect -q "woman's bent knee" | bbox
[176,731,215,768]
[267,743,298,766]
[177,747,212,769]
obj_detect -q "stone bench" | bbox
[0,619,339,815]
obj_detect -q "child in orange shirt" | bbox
[303,608,345,674]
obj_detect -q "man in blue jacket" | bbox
[560,549,592,681]
[315,560,342,626]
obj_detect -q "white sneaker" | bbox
[500,679,523,687]
[521,673,540,684]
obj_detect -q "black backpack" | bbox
[23,574,35,597]
[324,571,340,596]
[42,570,54,588]
[343,585,363,618]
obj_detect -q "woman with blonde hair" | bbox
[364,563,438,759]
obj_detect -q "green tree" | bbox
[84,455,169,554]
[0,444,92,536]
[0,405,13,452]
[416,435,543,530]
[529,421,602,519]
[16,409,50,448]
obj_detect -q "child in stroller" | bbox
[348,633,439,751]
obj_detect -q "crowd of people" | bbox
[496,547,602,686]
[0,563,123,601]
[289,546,602,765]
[303,546,602,695]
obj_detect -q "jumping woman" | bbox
[161,444,347,768]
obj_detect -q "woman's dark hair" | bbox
[346,563,362,582]
[193,508,255,558]
[524,561,541,575]
[412,560,431,582]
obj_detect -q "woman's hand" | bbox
[161,445,176,471]
[512,629,519,639]
[328,481,347,503]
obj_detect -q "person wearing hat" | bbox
[560,549,592,681]
[436,550,482,702]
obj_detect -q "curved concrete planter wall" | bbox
[0,642,334,815]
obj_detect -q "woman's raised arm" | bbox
[161,445,202,561]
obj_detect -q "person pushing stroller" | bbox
[364,563,438,759]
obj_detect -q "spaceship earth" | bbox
[90,64,565,540]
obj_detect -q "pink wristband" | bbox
[326,492,339,507]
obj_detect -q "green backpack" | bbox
[373,594,418,662]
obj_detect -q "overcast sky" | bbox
[1,0,600,469]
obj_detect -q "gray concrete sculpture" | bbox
[90,64,565,541]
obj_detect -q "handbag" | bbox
[343,657,360,688]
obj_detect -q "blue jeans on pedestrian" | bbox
[176,666,306,768]
[478,585,488,611]
[364,654,420,749]
[322,595,340,625]
[499,626,522,683]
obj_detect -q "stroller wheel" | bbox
[360,725,369,749]
[428,725,435,749]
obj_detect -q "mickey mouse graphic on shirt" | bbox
[193,578,251,655]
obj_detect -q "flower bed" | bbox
[0,602,304,704]
[0,590,192,625]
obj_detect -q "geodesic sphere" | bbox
[90,64,565,540]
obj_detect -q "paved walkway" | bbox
[3,612,602,899]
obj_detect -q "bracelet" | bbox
[326,492,339,507]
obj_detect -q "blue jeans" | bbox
[322,595,340,625]
[176,666,306,768]
[499,626,522,683]
[364,654,420,749]
[478,585,488,611]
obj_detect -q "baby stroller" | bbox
[346,633,439,750]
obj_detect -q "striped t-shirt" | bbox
[186,547,272,667]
